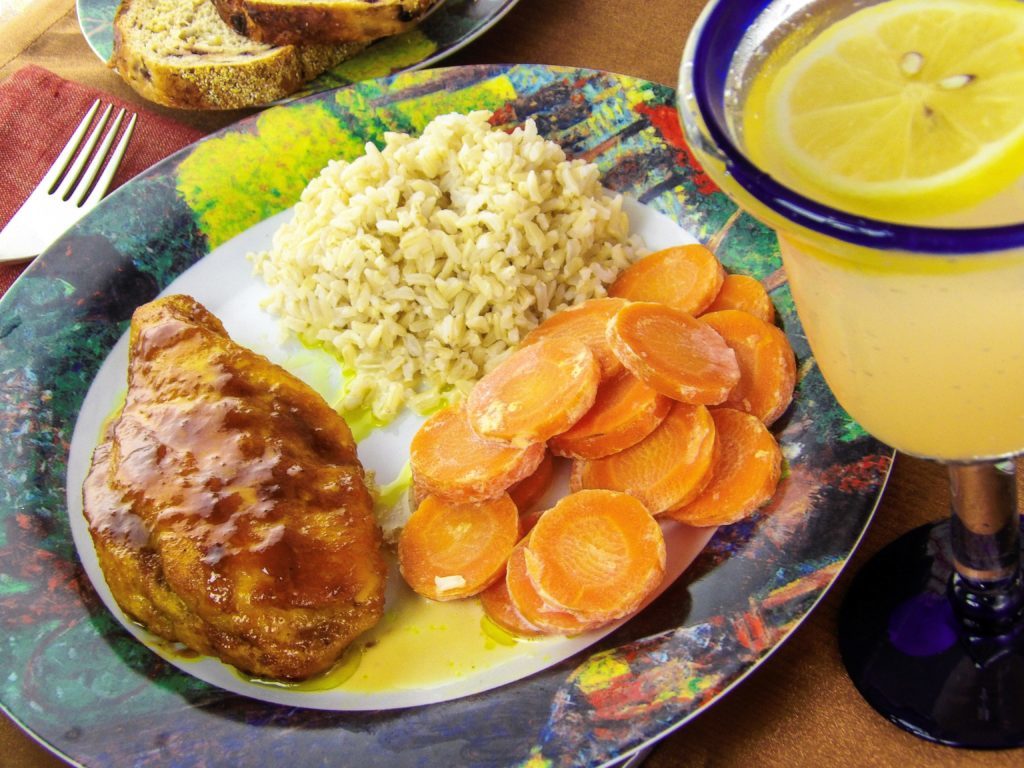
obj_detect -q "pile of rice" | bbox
[251,110,644,422]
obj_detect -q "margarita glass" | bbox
[678,0,1024,748]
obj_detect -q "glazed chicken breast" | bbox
[83,294,387,681]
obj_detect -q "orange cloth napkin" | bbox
[0,65,205,295]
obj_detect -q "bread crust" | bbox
[112,39,359,110]
[111,0,365,110]
[212,0,440,46]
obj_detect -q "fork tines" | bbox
[0,99,139,263]
[46,100,138,209]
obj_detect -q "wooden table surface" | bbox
[1,0,1021,766]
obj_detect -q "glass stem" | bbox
[948,460,1024,635]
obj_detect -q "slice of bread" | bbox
[211,0,440,46]
[111,0,366,110]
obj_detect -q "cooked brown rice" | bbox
[250,111,644,422]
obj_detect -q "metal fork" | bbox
[0,100,137,264]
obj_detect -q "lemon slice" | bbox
[750,0,1024,221]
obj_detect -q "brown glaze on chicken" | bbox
[83,294,387,681]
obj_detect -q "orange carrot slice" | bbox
[549,373,671,459]
[480,576,545,638]
[505,539,601,634]
[703,273,776,324]
[467,337,600,446]
[570,401,718,515]
[508,450,555,512]
[607,301,740,405]
[700,309,797,426]
[523,489,666,622]
[410,477,429,509]
[398,493,520,601]
[665,408,782,527]
[410,404,545,503]
[609,244,725,315]
[521,297,628,378]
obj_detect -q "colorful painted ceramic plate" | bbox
[0,64,891,767]
[76,0,520,98]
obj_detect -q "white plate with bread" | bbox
[77,0,521,109]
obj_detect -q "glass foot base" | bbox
[839,520,1024,749]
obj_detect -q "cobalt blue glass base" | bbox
[839,520,1024,749]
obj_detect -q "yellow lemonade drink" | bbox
[771,236,1024,460]
[683,0,1024,461]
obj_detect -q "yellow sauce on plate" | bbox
[237,573,545,694]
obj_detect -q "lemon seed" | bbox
[938,73,976,89]
[900,51,924,75]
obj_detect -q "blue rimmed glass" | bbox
[678,0,1024,749]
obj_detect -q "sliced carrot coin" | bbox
[505,539,602,635]
[410,403,545,503]
[609,244,725,315]
[398,493,520,601]
[508,449,555,513]
[703,273,776,325]
[665,408,782,527]
[549,373,671,459]
[467,337,600,446]
[521,297,628,378]
[570,401,717,515]
[479,576,545,638]
[607,301,740,405]
[407,479,428,507]
[523,489,666,622]
[700,309,797,426]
